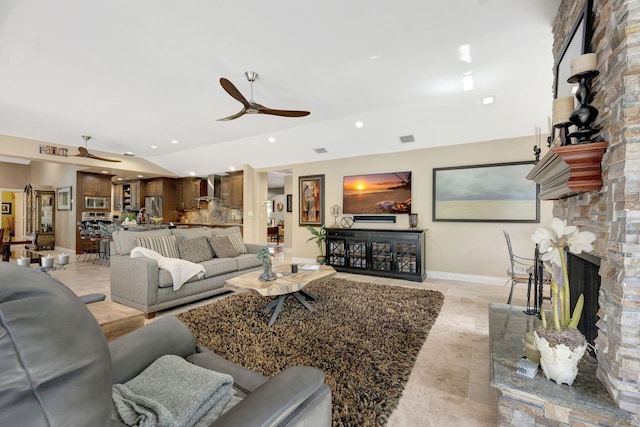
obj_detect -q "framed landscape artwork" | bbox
[299,174,324,226]
[57,186,72,211]
[432,161,539,223]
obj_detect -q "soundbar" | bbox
[352,215,396,223]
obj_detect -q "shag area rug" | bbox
[176,278,444,426]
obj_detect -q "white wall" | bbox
[254,135,553,279]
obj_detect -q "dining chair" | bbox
[503,230,534,304]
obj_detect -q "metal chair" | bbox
[503,230,534,304]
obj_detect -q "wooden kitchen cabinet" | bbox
[82,173,111,196]
[146,179,163,196]
[221,172,243,209]
[115,181,142,211]
[177,178,207,209]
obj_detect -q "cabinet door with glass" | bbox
[25,184,55,250]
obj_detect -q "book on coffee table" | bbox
[299,264,320,271]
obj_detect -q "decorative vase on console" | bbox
[530,217,596,385]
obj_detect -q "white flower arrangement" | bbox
[531,217,596,332]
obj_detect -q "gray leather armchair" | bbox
[0,262,331,426]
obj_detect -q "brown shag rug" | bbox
[176,278,444,426]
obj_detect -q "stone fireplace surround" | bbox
[552,0,640,418]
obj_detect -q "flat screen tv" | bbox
[343,171,411,214]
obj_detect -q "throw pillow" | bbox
[227,232,247,254]
[177,236,214,263]
[207,236,239,258]
[135,234,180,258]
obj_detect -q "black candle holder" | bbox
[554,121,572,146]
[568,70,600,143]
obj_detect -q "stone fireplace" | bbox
[553,0,640,417]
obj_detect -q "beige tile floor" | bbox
[32,251,536,427]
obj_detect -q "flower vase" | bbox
[534,330,587,386]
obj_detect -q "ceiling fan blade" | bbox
[217,109,247,121]
[89,154,121,163]
[219,78,251,108]
[257,106,310,118]
[74,146,121,162]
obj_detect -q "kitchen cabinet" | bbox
[25,184,55,250]
[115,181,142,211]
[82,173,111,196]
[325,228,426,282]
[177,178,207,209]
[221,172,243,209]
[143,178,178,222]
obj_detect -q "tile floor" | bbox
[31,251,535,427]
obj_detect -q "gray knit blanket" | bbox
[112,355,239,427]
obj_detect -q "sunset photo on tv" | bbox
[343,171,411,214]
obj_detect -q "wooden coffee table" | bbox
[224,264,336,326]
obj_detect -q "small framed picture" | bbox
[57,186,72,211]
[286,194,293,212]
[1,203,11,214]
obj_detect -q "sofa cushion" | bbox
[171,227,212,242]
[226,232,247,254]
[210,226,242,236]
[112,228,172,256]
[158,270,174,289]
[207,236,239,258]
[136,234,180,259]
[235,253,262,271]
[200,258,238,278]
[177,236,214,263]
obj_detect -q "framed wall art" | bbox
[56,186,72,211]
[432,161,540,223]
[286,194,293,212]
[1,203,11,214]
[299,175,324,226]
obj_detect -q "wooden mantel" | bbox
[526,142,608,200]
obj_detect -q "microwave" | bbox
[84,196,110,209]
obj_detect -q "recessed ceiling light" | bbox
[462,74,474,91]
[171,140,179,144]
[137,175,144,178]
[124,151,135,156]
[268,137,276,143]
[483,96,495,105]
[370,55,380,60]
[117,177,123,181]
[189,171,196,176]
[229,166,236,171]
[459,44,472,64]
[150,145,158,149]
[101,170,109,174]
[354,121,364,128]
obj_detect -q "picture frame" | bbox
[1,203,11,214]
[554,0,593,99]
[57,186,72,211]
[551,0,592,146]
[432,161,540,223]
[299,175,325,226]
[286,194,293,212]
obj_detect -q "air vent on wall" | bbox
[399,135,415,143]
[313,147,328,154]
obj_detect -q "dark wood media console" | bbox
[325,228,426,282]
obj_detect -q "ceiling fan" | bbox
[74,135,121,162]
[217,71,310,121]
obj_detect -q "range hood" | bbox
[195,174,221,201]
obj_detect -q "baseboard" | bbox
[426,270,515,287]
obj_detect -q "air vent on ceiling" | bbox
[313,147,328,154]
[399,135,415,143]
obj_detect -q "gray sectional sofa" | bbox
[110,226,262,317]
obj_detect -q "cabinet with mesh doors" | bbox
[325,228,425,281]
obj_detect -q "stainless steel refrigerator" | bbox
[144,196,163,219]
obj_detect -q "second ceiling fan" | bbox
[217,71,310,121]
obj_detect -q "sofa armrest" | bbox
[213,366,331,427]
[109,317,196,384]
[109,255,160,309]
[245,244,265,255]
